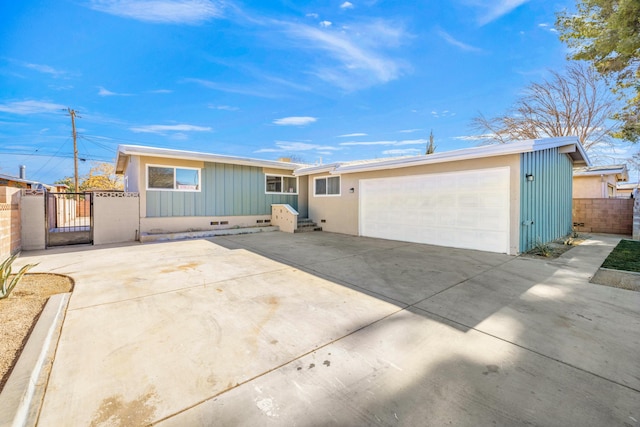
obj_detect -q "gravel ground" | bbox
[0,273,73,392]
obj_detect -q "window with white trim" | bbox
[265,174,298,194]
[147,165,201,191]
[314,176,340,196]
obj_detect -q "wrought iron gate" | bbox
[46,192,93,247]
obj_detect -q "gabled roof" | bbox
[115,144,306,174]
[294,136,590,176]
[573,164,628,182]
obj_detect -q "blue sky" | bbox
[1,0,636,184]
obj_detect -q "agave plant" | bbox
[0,254,38,300]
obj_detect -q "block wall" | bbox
[0,203,20,259]
[572,198,633,235]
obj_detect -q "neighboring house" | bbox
[115,136,589,255]
[0,170,51,204]
[115,145,308,235]
[573,164,628,198]
[617,182,639,199]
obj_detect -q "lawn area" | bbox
[601,239,640,273]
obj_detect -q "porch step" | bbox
[295,218,322,233]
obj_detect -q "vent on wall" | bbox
[220,221,229,225]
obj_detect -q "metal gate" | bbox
[46,192,93,247]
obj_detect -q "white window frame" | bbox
[313,175,341,197]
[265,174,298,195]
[146,164,201,192]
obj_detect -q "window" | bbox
[147,165,200,191]
[314,176,340,196]
[265,174,298,194]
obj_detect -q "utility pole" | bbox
[68,108,79,193]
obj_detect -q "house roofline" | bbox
[295,137,590,176]
[115,144,306,174]
[573,164,628,181]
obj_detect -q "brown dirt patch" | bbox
[521,235,590,260]
[0,273,74,392]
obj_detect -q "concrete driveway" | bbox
[13,232,640,426]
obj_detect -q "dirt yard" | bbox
[0,273,73,391]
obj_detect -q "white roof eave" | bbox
[116,144,304,171]
[334,137,588,174]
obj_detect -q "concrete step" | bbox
[295,217,322,232]
[294,226,323,233]
[140,226,280,243]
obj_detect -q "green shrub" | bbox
[531,239,553,257]
[0,254,38,300]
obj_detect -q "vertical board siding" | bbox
[519,148,573,253]
[147,162,297,217]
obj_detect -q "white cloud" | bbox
[184,78,283,98]
[320,20,332,27]
[255,140,340,153]
[22,62,68,78]
[209,104,239,111]
[306,13,319,18]
[98,87,115,96]
[453,134,495,141]
[382,148,421,156]
[431,109,456,118]
[538,23,558,33]
[340,2,354,9]
[0,100,66,115]
[149,89,173,93]
[340,139,427,146]
[399,128,422,133]
[338,132,367,137]
[130,124,212,133]
[437,30,482,53]
[88,0,223,24]
[282,20,406,90]
[273,116,317,126]
[475,0,530,26]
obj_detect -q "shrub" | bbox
[0,254,38,300]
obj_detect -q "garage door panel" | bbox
[360,167,510,254]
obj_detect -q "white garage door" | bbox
[359,167,510,253]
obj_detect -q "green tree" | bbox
[556,0,640,142]
[426,130,436,154]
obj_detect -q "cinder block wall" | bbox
[572,198,634,235]
[0,203,20,258]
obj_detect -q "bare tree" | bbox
[472,63,618,151]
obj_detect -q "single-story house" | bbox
[573,164,628,198]
[115,145,309,234]
[115,136,589,255]
[616,182,639,199]
[0,170,52,203]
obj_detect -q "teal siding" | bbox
[519,148,573,253]
[147,162,298,217]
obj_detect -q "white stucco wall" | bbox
[21,193,45,250]
[93,192,140,245]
